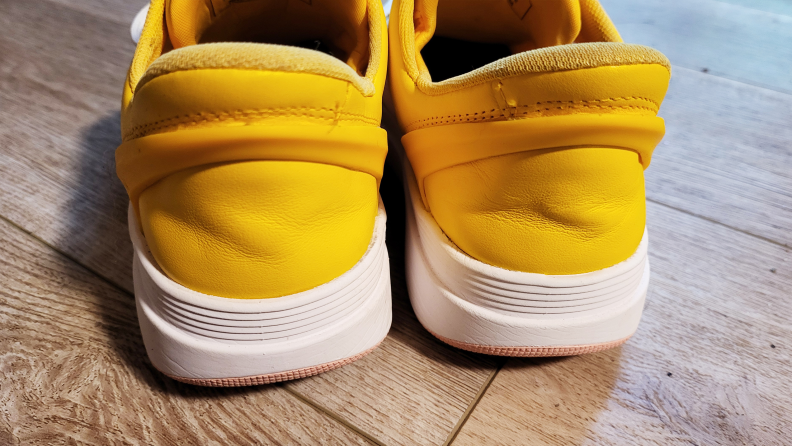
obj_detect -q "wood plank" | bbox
[451,201,792,445]
[41,0,145,26]
[716,0,792,17]
[649,67,792,247]
[0,0,136,290]
[286,163,499,446]
[0,218,371,445]
[600,0,792,93]
[0,3,500,444]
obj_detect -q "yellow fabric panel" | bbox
[166,0,213,48]
[576,0,622,43]
[123,0,167,112]
[139,161,377,299]
[425,147,646,274]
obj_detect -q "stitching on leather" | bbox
[125,107,379,140]
[405,97,659,131]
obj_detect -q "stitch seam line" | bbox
[124,107,380,141]
[405,97,660,131]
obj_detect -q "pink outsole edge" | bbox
[427,329,632,357]
[160,342,382,387]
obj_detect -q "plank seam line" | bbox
[0,213,369,439]
[671,65,792,96]
[0,214,135,299]
[646,198,789,249]
[443,359,506,446]
[281,384,387,446]
[39,0,135,27]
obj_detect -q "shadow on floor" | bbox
[73,113,274,397]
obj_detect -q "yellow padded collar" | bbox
[402,114,665,209]
[117,124,387,219]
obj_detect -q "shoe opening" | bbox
[417,0,622,82]
[165,0,373,75]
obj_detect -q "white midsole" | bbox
[129,202,392,379]
[402,156,648,348]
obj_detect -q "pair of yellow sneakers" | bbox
[118,0,670,386]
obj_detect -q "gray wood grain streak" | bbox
[0,218,371,446]
[452,202,792,445]
[648,67,792,247]
[1,0,791,444]
[716,0,792,16]
[42,0,146,26]
[0,0,135,290]
[601,0,792,93]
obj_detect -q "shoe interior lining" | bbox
[419,0,619,82]
[167,0,371,75]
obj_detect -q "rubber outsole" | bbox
[426,329,631,357]
[161,342,381,387]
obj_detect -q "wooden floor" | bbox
[1,0,790,444]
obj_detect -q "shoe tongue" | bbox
[431,0,585,52]
[164,0,371,73]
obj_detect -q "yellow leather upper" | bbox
[425,148,647,275]
[390,0,671,274]
[118,0,388,298]
[397,64,669,133]
[139,161,377,299]
[122,63,383,142]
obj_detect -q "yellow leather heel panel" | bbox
[139,161,377,299]
[425,147,646,274]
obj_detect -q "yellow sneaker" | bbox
[116,0,391,386]
[388,0,670,356]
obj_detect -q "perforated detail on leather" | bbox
[404,96,659,131]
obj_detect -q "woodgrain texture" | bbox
[0,218,370,446]
[601,0,792,93]
[0,0,135,290]
[1,0,791,444]
[717,0,792,16]
[648,68,792,246]
[452,202,792,445]
[286,164,499,446]
[0,2,500,444]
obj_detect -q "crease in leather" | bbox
[139,160,378,299]
[424,147,647,275]
[388,0,671,275]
